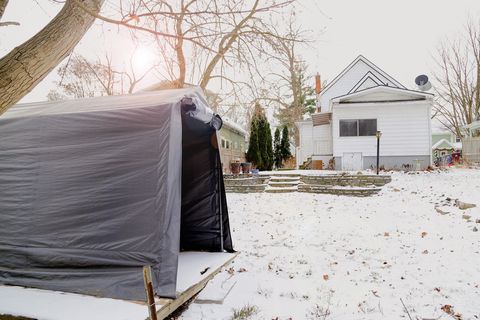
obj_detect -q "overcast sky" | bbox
[2,0,480,104]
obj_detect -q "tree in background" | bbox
[260,13,317,146]
[280,125,292,163]
[0,0,105,115]
[246,120,262,170]
[273,128,282,168]
[79,0,297,90]
[262,120,274,170]
[433,18,480,136]
[246,103,273,170]
[47,53,155,100]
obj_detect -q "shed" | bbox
[0,87,233,301]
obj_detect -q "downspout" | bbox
[427,99,433,167]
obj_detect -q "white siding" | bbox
[296,121,333,167]
[320,60,399,111]
[297,121,313,165]
[312,124,332,155]
[332,101,431,157]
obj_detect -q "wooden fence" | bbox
[462,137,480,163]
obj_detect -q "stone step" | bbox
[268,176,300,182]
[262,173,301,178]
[268,181,300,188]
[265,186,298,193]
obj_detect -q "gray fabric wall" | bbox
[0,88,233,301]
[335,155,431,170]
[0,96,183,300]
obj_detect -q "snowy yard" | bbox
[181,169,480,320]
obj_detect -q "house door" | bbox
[342,152,363,171]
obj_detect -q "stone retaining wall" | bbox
[224,184,267,193]
[224,176,270,186]
[300,175,391,187]
[298,184,381,197]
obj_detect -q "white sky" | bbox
[1,0,480,104]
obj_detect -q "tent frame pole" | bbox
[214,132,224,252]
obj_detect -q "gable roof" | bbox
[348,71,385,94]
[321,55,406,96]
[432,138,455,150]
[331,85,433,104]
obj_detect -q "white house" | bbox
[296,55,434,170]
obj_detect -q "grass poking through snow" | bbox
[231,305,258,320]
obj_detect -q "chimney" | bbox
[315,73,321,113]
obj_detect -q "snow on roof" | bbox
[463,120,480,130]
[221,117,247,136]
[331,85,433,103]
[432,138,455,150]
[4,87,209,119]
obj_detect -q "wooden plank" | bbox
[143,266,157,320]
[153,252,238,320]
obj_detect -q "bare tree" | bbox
[255,14,316,145]
[74,0,297,90]
[0,0,105,116]
[433,18,480,136]
[48,52,156,100]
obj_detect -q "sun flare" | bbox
[132,46,155,71]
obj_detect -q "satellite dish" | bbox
[415,74,432,91]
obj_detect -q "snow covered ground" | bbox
[181,168,480,320]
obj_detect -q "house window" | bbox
[339,119,377,137]
[455,137,461,143]
[359,119,377,136]
[234,141,238,149]
[226,141,230,149]
[339,120,358,136]
[221,139,226,148]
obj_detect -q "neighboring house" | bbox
[219,118,248,172]
[297,55,434,171]
[431,131,461,159]
[462,118,480,163]
[463,118,480,137]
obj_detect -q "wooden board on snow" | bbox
[0,252,237,320]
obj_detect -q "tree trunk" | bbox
[0,0,104,116]
[0,0,9,20]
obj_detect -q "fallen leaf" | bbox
[422,250,429,254]
[323,274,329,280]
[421,231,428,238]
[227,267,235,275]
[384,232,390,237]
[441,304,453,314]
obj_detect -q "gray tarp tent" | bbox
[0,87,233,301]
